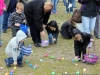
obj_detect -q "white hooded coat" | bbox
[5,30,27,62]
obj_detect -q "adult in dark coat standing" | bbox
[24,0,53,47]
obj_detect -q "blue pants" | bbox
[63,0,74,12]
[48,33,58,44]
[0,15,3,45]
[82,16,96,34]
[51,0,59,13]
[72,0,76,7]
[2,11,11,31]
[6,51,23,65]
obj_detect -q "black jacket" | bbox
[45,25,59,35]
[73,28,93,56]
[78,0,98,17]
[24,0,51,31]
[60,22,76,39]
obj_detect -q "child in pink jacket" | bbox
[0,0,6,47]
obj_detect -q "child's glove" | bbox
[90,39,94,42]
[15,23,20,27]
[13,61,17,66]
[53,38,56,41]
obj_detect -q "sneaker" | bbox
[49,42,52,45]
[5,59,11,67]
[65,11,68,14]
[82,60,86,63]
[18,64,23,67]
[54,41,57,44]
[78,58,81,61]
[34,43,41,47]
[70,12,73,14]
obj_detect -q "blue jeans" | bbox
[64,0,74,12]
[82,16,96,34]
[0,15,3,44]
[6,50,23,65]
[72,0,76,7]
[2,11,11,31]
[63,0,69,6]
[51,0,59,13]
[48,33,58,44]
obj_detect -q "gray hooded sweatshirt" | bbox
[5,30,27,62]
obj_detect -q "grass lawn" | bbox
[0,1,100,75]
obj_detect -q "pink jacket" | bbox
[0,0,6,15]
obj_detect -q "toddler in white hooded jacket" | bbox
[5,30,27,67]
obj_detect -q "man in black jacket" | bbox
[24,0,53,47]
[73,28,94,63]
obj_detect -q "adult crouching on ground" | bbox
[24,0,53,47]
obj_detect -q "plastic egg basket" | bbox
[41,40,49,47]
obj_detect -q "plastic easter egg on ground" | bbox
[75,59,78,62]
[89,55,93,58]
[62,58,64,60]
[76,71,80,74]
[33,66,36,69]
[25,60,29,63]
[10,70,14,73]
[40,59,43,62]
[0,67,3,70]
[58,57,61,61]
[14,67,17,69]
[35,64,38,67]
[76,64,78,66]
[65,72,67,74]
[83,68,86,72]
[10,73,13,75]
[44,54,48,57]
[50,56,54,59]
[72,59,75,62]
[48,48,50,50]
[5,73,9,75]
[52,72,56,75]
[29,64,33,67]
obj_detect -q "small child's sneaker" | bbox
[82,60,86,63]
[54,41,57,44]
[78,58,81,61]
[5,59,11,67]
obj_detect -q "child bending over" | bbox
[73,28,94,63]
[46,20,59,44]
[5,30,27,67]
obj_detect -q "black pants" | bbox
[79,42,89,59]
[29,24,41,43]
[11,28,19,37]
[25,14,41,44]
